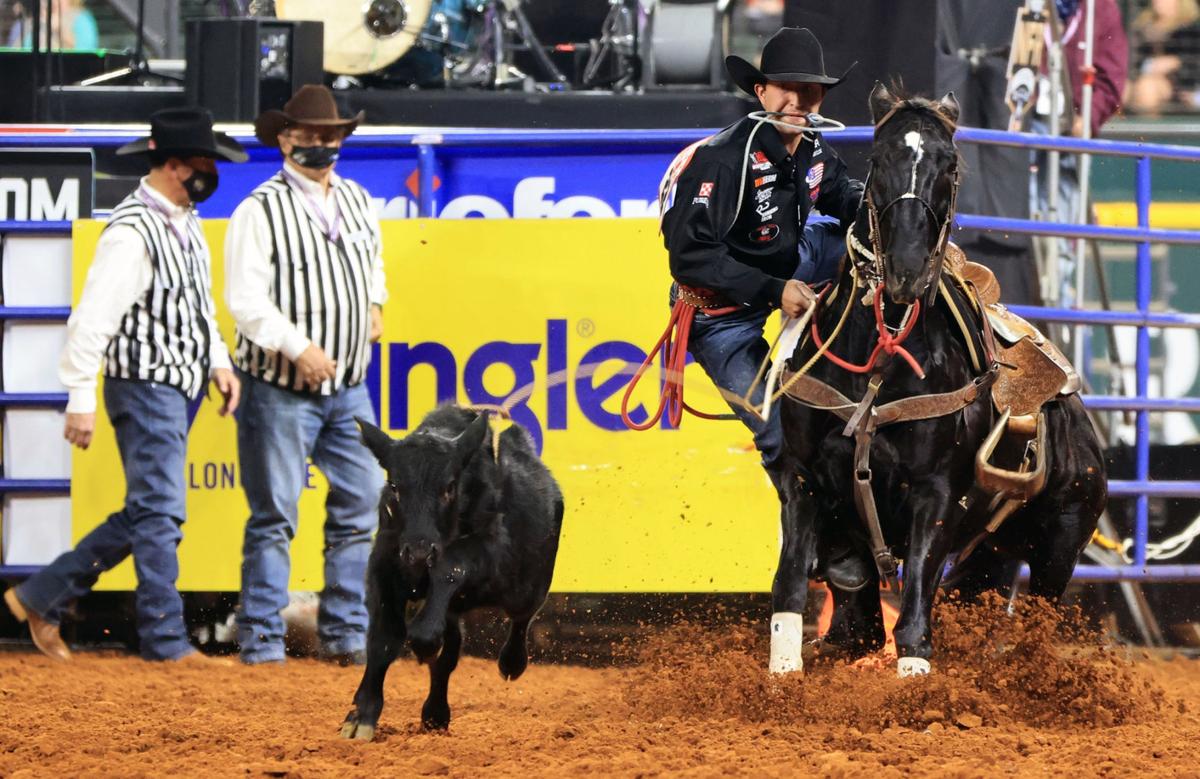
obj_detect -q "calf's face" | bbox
[358,415,491,581]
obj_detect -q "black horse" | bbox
[773,83,1106,676]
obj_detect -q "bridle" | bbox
[858,102,962,296]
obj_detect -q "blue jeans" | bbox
[234,372,382,664]
[686,217,844,468]
[15,379,194,660]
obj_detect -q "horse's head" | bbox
[865,83,961,306]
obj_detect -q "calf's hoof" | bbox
[769,612,804,675]
[497,641,528,681]
[421,699,451,730]
[339,710,377,741]
[897,656,932,678]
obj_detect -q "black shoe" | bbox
[820,548,871,592]
[321,649,367,667]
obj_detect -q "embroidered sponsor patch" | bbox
[805,162,825,188]
[754,174,777,187]
[749,150,772,171]
[755,187,773,204]
[692,196,710,206]
[756,202,779,222]
[698,181,714,197]
[750,223,780,243]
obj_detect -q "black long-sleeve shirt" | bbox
[662,116,863,309]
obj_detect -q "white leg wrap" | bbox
[769,612,804,675]
[897,656,932,678]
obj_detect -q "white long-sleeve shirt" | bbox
[224,163,388,363]
[59,179,233,414]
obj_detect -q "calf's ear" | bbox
[454,414,491,470]
[357,418,394,464]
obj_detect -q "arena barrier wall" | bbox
[65,218,780,593]
[2,125,1199,587]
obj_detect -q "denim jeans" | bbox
[234,372,382,664]
[686,217,845,468]
[15,379,194,660]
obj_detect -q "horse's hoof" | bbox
[897,656,932,677]
[769,612,804,675]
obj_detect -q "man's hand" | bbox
[369,304,384,343]
[295,343,337,390]
[64,412,95,450]
[780,279,817,318]
[212,368,241,416]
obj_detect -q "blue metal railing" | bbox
[937,133,1200,583]
[0,221,72,574]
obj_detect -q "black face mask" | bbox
[290,145,340,169]
[183,169,219,203]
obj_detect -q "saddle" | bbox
[942,243,1081,506]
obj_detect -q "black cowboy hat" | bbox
[725,27,855,96]
[254,84,365,147]
[116,106,247,162]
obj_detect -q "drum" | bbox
[275,0,435,75]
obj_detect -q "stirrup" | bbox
[975,409,1048,501]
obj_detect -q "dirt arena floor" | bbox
[1,596,1198,778]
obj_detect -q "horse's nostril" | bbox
[400,544,413,564]
[427,544,441,568]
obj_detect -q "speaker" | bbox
[186,18,325,123]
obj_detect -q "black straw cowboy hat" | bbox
[254,84,365,147]
[116,106,247,162]
[725,27,855,96]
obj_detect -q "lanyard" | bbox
[283,167,342,244]
[136,185,192,253]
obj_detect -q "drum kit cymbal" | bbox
[271,0,726,91]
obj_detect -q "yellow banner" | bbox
[70,219,778,592]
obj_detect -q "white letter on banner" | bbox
[513,177,556,218]
[620,199,655,217]
[549,195,615,218]
[31,178,77,221]
[438,195,510,219]
[0,178,29,221]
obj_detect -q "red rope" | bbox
[620,298,737,431]
[811,286,926,379]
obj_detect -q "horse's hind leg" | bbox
[942,543,1021,602]
[1025,500,1100,601]
[821,576,885,659]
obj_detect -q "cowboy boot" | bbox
[765,464,870,592]
[817,543,871,592]
[4,589,71,662]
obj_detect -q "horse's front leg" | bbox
[892,476,957,677]
[770,469,821,674]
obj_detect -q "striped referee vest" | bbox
[234,172,377,394]
[102,191,214,399]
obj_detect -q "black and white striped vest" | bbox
[234,172,377,394]
[102,192,214,399]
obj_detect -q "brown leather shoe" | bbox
[4,589,71,662]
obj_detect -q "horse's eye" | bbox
[387,481,400,497]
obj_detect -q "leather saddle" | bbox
[943,243,1081,420]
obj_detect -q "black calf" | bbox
[339,406,563,737]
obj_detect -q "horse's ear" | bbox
[936,91,960,125]
[869,82,896,125]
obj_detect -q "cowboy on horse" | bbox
[652,27,870,590]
